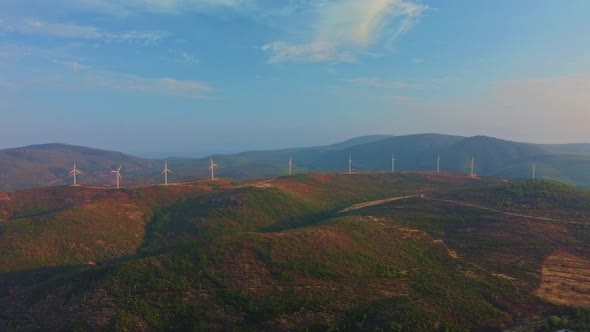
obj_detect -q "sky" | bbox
[1,0,590,156]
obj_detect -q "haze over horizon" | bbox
[2,0,590,155]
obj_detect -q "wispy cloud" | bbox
[50,61,215,98]
[411,57,424,64]
[94,72,215,98]
[346,77,409,89]
[0,45,30,59]
[0,18,168,45]
[391,95,418,102]
[54,60,92,73]
[181,51,199,64]
[27,0,260,17]
[262,0,426,63]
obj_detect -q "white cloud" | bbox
[0,18,168,45]
[345,77,409,89]
[262,0,426,63]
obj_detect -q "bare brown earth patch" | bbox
[536,249,590,306]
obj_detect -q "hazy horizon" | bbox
[3,132,590,160]
[2,1,589,153]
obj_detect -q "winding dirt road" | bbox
[419,194,584,224]
[336,192,585,225]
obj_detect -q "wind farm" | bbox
[3,133,589,191]
[2,1,590,330]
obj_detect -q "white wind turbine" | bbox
[348,154,352,174]
[532,162,536,180]
[437,154,441,172]
[209,157,218,180]
[112,164,122,188]
[69,162,82,186]
[391,154,395,173]
[289,156,293,176]
[162,161,172,185]
[470,157,475,177]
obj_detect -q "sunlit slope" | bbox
[0,181,236,273]
[0,173,463,273]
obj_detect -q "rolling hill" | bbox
[1,173,590,330]
[2,133,590,191]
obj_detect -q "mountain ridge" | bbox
[2,133,590,191]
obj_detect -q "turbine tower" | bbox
[69,162,82,186]
[289,156,293,176]
[209,157,218,180]
[348,154,352,174]
[437,154,440,172]
[470,157,475,177]
[532,162,536,180]
[112,164,122,188]
[162,161,172,185]
[391,154,395,173]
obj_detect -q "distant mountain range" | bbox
[2,133,590,191]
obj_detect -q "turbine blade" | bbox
[118,164,123,171]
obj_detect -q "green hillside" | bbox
[1,173,590,330]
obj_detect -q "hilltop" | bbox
[2,134,590,192]
[1,172,590,330]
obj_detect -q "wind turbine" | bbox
[209,157,218,180]
[348,154,352,174]
[112,164,122,188]
[470,157,475,177]
[289,156,293,176]
[532,162,536,180]
[162,161,172,185]
[69,162,82,186]
[437,154,441,172]
[391,154,395,173]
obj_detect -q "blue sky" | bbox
[1,0,589,156]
